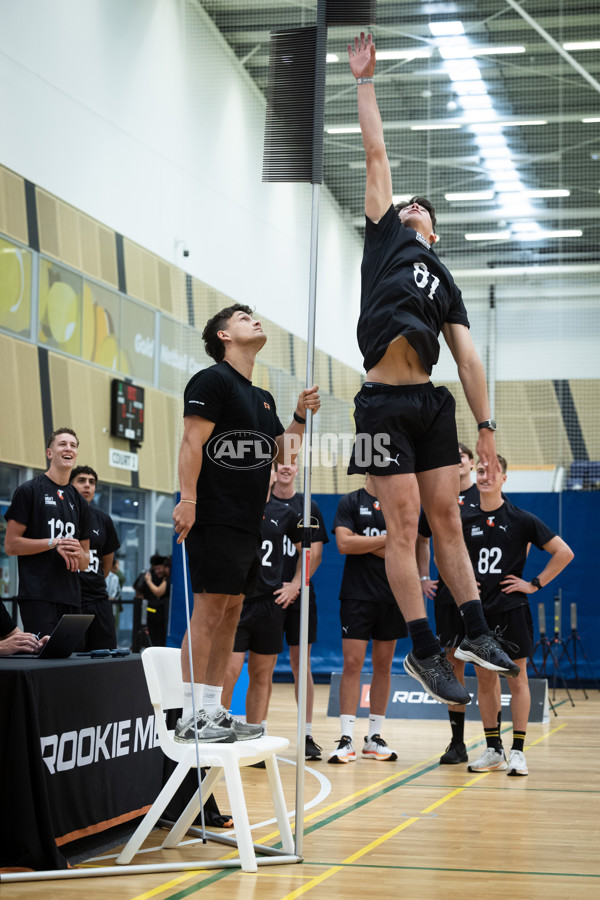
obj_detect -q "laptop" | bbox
[10,614,95,659]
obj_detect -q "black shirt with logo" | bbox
[333,488,395,605]
[358,204,470,373]
[461,498,556,614]
[0,600,15,638]
[275,492,329,607]
[247,496,300,600]
[183,361,284,536]
[78,505,120,602]
[4,474,91,606]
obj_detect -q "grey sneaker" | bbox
[403,650,472,705]
[211,706,264,741]
[455,630,520,677]
[174,708,236,744]
[468,747,507,772]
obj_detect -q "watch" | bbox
[530,576,542,591]
[477,418,497,432]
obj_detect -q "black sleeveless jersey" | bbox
[358,204,469,373]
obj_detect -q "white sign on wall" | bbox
[109,448,139,472]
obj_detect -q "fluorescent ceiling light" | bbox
[465,231,511,241]
[460,95,493,110]
[410,123,462,130]
[452,80,488,94]
[524,189,570,198]
[429,21,465,36]
[494,180,522,192]
[445,190,495,201]
[514,230,582,240]
[377,49,432,60]
[582,117,600,123]
[500,120,547,127]
[326,53,339,63]
[471,45,526,56]
[445,61,482,81]
[563,41,600,51]
[326,126,361,134]
[482,159,517,171]
[439,43,526,60]
[470,123,503,134]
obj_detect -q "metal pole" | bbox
[294,181,320,859]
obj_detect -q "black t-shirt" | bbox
[78,506,120,603]
[418,482,479,607]
[274,492,329,607]
[142,571,171,610]
[0,601,15,638]
[184,361,285,536]
[247,496,300,600]
[4,474,91,606]
[461,499,556,614]
[333,488,396,605]
[358,204,470,373]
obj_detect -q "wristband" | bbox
[293,411,306,425]
[356,77,374,85]
[420,576,429,581]
[180,499,196,504]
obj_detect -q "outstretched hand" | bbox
[347,32,376,79]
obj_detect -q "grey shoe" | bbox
[174,708,236,744]
[211,706,264,741]
[403,650,472,705]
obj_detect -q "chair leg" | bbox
[222,758,257,872]
[116,760,192,864]
[162,766,223,849]
[265,755,294,854]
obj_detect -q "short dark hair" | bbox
[458,442,474,461]
[150,554,166,567]
[70,465,98,484]
[47,427,79,449]
[394,196,437,232]
[477,454,508,474]
[202,304,253,363]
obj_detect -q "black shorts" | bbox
[185,524,260,596]
[233,595,285,655]
[435,601,465,649]
[484,605,534,660]
[79,598,117,651]
[340,597,407,642]
[348,381,459,475]
[284,596,317,646]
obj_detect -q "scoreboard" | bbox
[110,379,144,443]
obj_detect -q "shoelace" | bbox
[436,653,457,681]
[488,625,520,657]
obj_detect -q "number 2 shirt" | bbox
[5,474,91,606]
[461,498,555,614]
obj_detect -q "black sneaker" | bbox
[403,650,472,705]
[455,630,520,678]
[440,740,468,765]
[305,735,322,760]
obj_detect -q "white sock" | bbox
[340,715,355,740]
[203,684,223,716]
[305,722,313,737]
[261,720,268,735]
[183,683,203,720]
[369,714,385,738]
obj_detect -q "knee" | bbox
[342,655,363,678]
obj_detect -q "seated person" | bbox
[0,600,49,656]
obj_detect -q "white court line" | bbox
[89,756,331,861]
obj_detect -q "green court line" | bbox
[160,868,233,900]
[301,861,600,878]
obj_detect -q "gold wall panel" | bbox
[123,239,185,320]
[330,357,362,404]
[260,317,291,373]
[570,380,600,460]
[0,335,44,468]
[136,388,178,494]
[0,166,28,245]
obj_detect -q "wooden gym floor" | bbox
[3,683,600,900]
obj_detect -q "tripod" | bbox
[557,603,600,695]
[528,597,575,711]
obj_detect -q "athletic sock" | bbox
[408,618,442,659]
[306,722,313,737]
[459,600,489,639]
[484,726,502,751]
[449,710,465,744]
[182,683,203,720]
[261,720,268,735]
[511,731,526,752]
[340,715,355,740]
[497,709,503,743]
[203,684,223,716]
[368,714,384,739]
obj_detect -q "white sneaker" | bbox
[362,734,398,761]
[507,748,528,776]
[327,735,355,764]
[467,746,507,772]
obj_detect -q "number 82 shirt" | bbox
[461,498,555,614]
[5,473,91,607]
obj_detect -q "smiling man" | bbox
[345,33,519,706]
[4,427,91,636]
[172,304,320,743]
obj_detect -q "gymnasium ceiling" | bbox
[199,0,600,271]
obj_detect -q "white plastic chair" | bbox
[116,647,294,872]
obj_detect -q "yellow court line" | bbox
[526,722,567,748]
[130,870,205,900]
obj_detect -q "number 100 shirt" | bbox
[4,474,91,606]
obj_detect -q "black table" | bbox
[0,655,164,871]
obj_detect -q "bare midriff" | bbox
[365,335,429,386]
